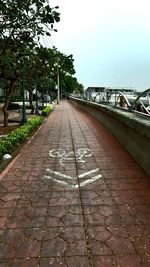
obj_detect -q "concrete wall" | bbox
[70,97,150,176]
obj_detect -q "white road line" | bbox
[76,174,102,188]
[53,178,69,186]
[44,175,70,186]
[78,168,99,179]
[44,175,52,179]
[46,168,74,180]
[44,168,102,189]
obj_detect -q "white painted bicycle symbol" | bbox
[49,148,93,165]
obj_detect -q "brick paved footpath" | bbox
[0,100,150,267]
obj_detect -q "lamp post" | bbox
[20,53,27,125]
[35,86,39,114]
[35,74,39,115]
[57,65,60,104]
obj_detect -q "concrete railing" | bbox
[69,96,150,176]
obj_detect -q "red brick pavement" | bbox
[0,100,150,267]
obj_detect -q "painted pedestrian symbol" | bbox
[49,148,93,166]
[44,168,102,189]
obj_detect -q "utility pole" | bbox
[20,52,27,125]
[57,65,60,104]
[35,73,39,115]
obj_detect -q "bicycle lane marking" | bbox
[44,168,102,189]
[49,148,93,165]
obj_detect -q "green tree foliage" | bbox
[23,46,76,105]
[0,0,60,47]
[0,0,83,126]
[0,0,60,126]
[62,75,84,95]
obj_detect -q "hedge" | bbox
[41,105,52,116]
[0,116,43,159]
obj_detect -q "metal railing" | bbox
[71,88,150,118]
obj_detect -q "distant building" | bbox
[105,87,135,93]
[86,86,135,93]
[86,86,105,93]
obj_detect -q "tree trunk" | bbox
[2,99,10,127]
[41,90,44,108]
[2,82,16,127]
[29,90,35,114]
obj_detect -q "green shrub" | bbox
[41,105,52,116]
[0,116,43,159]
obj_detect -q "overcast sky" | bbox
[47,0,150,91]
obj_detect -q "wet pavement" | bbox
[0,100,150,267]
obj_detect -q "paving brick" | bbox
[12,259,39,267]
[83,205,122,226]
[41,226,87,257]
[46,206,83,227]
[0,228,42,259]
[92,255,115,267]
[0,261,13,267]
[40,256,89,267]
[6,207,47,229]
[114,255,141,267]
[48,191,80,206]
[0,192,20,208]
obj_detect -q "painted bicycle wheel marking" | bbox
[44,168,102,189]
[49,148,93,165]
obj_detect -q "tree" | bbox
[22,46,76,106]
[62,75,84,96]
[49,48,76,94]
[0,0,60,126]
[34,47,76,102]
[24,46,57,108]
[0,0,60,46]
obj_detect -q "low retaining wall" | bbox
[70,97,150,176]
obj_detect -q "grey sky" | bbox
[48,0,150,91]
